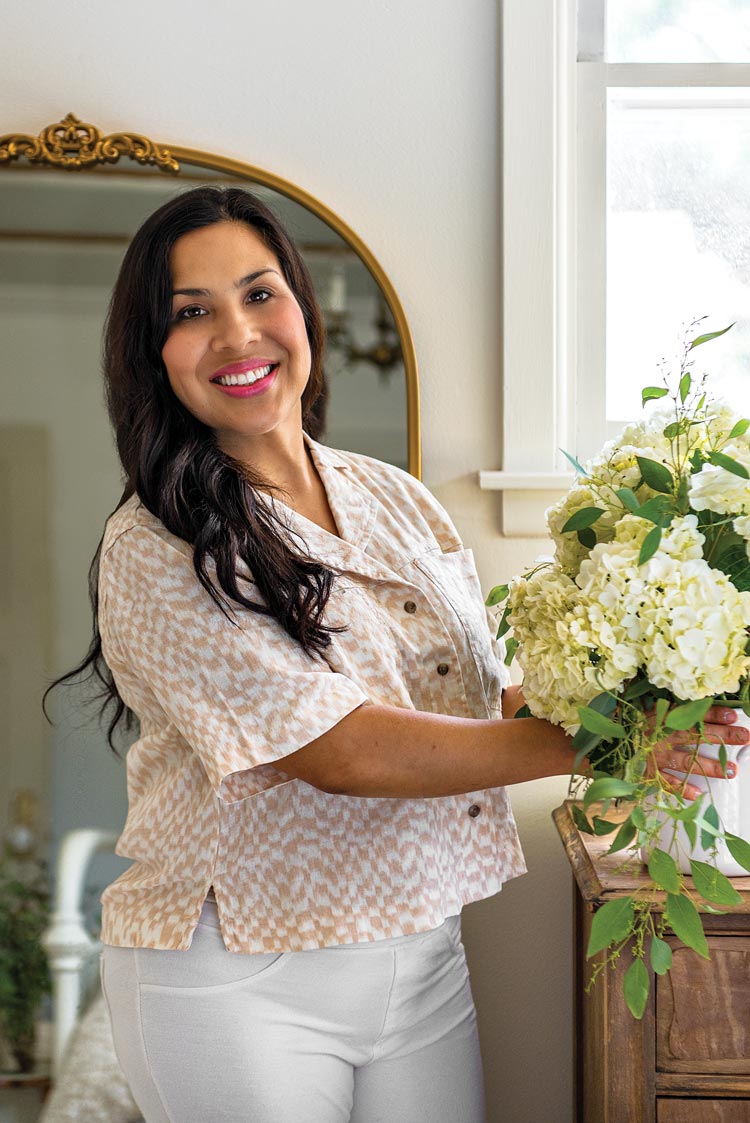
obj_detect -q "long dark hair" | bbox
[45,185,341,755]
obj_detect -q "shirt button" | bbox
[404,600,417,614]
[468,804,481,818]
[436,663,450,676]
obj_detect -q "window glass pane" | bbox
[607,89,750,422]
[608,1,750,62]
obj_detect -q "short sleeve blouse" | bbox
[97,435,526,953]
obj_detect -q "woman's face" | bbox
[161,220,312,461]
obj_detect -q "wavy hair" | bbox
[45,185,340,754]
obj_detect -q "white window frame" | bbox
[483,0,750,536]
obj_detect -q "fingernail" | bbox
[724,710,738,722]
[728,764,737,777]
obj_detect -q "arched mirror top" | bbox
[0,113,421,476]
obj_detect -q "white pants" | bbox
[99,897,486,1123]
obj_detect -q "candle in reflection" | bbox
[328,266,347,314]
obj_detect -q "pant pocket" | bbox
[134,924,289,995]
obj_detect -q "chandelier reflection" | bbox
[322,263,403,382]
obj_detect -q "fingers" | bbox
[666,723,750,747]
[660,772,705,802]
[654,747,736,779]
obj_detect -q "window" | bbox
[487,0,750,535]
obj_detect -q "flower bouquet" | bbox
[488,323,750,1018]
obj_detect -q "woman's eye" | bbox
[173,305,206,322]
[248,288,272,303]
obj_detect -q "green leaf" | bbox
[592,816,620,836]
[638,526,662,565]
[571,725,603,757]
[561,507,605,533]
[512,704,532,719]
[635,495,675,527]
[707,450,750,479]
[636,456,674,494]
[642,386,669,406]
[689,860,742,906]
[719,743,728,776]
[496,604,510,639]
[577,527,597,549]
[631,806,647,830]
[701,803,722,851]
[655,697,671,727]
[586,895,635,958]
[688,323,734,349]
[559,448,590,478]
[503,637,519,666]
[715,544,750,592]
[623,678,653,701]
[679,372,692,403]
[690,450,705,473]
[623,957,650,1020]
[608,816,637,855]
[648,848,682,894]
[730,419,750,439]
[572,805,595,835]
[726,833,750,871]
[650,935,673,976]
[664,698,712,731]
[587,691,618,716]
[583,777,637,810]
[616,487,640,512]
[665,893,709,959]
[486,583,509,606]
[664,421,682,439]
[684,818,697,851]
[578,707,626,740]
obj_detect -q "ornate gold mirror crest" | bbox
[0,112,180,174]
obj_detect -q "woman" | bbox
[55,186,744,1123]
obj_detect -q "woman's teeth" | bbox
[214,364,275,386]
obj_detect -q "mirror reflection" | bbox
[0,157,410,863]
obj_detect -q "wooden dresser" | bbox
[554,800,750,1123]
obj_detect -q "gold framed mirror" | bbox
[0,114,420,859]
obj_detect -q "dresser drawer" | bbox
[657,939,750,1075]
[658,1100,750,1122]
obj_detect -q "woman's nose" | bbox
[210,306,261,352]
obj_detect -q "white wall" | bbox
[1,3,575,1119]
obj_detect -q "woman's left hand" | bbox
[652,705,750,800]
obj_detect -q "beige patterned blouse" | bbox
[98,434,526,954]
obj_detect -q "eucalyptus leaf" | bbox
[664,698,712,731]
[583,777,636,810]
[665,893,709,959]
[689,860,742,906]
[648,848,682,894]
[708,451,750,479]
[587,691,618,716]
[623,678,653,701]
[730,419,750,438]
[638,526,662,566]
[726,833,750,871]
[616,487,640,512]
[608,817,637,855]
[636,456,674,494]
[623,957,650,1020]
[642,386,669,405]
[560,448,589,478]
[503,637,519,666]
[634,496,675,527]
[561,507,605,533]
[650,935,672,976]
[700,803,722,851]
[496,605,511,639]
[688,323,734,349]
[679,372,691,403]
[664,421,682,439]
[684,818,697,851]
[486,583,509,607]
[586,895,635,958]
[512,704,532,719]
[577,527,597,549]
[572,805,595,835]
[578,708,626,740]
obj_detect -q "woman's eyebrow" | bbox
[171,268,280,298]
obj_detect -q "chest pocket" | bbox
[411,548,506,717]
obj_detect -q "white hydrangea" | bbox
[687,443,750,515]
[546,484,617,577]
[507,566,628,732]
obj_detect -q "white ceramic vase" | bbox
[642,709,750,876]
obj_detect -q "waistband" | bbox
[198,893,460,949]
